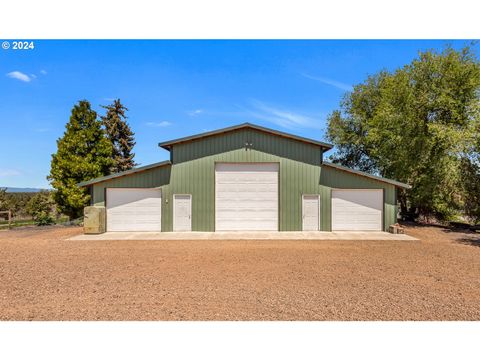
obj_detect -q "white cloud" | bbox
[40,69,47,75]
[246,100,323,130]
[187,109,203,116]
[0,169,21,177]
[30,74,37,79]
[6,71,32,83]
[301,73,353,92]
[145,121,172,127]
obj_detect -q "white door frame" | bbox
[302,194,320,231]
[173,194,192,231]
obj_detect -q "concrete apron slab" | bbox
[67,231,417,241]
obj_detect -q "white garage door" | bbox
[332,189,383,231]
[215,163,279,231]
[106,188,162,232]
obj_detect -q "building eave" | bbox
[323,162,411,189]
[77,161,171,187]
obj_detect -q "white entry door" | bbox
[302,195,320,231]
[215,163,279,231]
[331,189,383,231]
[173,194,192,231]
[106,188,162,232]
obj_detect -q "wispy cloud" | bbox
[6,71,32,83]
[145,121,172,127]
[187,109,203,116]
[301,72,353,91]
[40,69,47,75]
[0,169,21,177]
[246,100,323,130]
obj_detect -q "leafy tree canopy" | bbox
[327,46,480,221]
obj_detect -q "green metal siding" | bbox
[320,165,397,231]
[92,142,397,231]
[172,128,323,166]
[91,165,173,231]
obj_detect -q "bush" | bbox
[26,191,56,226]
[34,212,55,226]
[1,188,39,219]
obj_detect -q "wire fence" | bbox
[0,213,83,230]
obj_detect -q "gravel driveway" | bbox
[0,224,479,320]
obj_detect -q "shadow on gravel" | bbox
[401,220,476,234]
[400,220,480,247]
[455,237,480,247]
[442,226,478,235]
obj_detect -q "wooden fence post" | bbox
[0,210,12,229]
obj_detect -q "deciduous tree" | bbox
[327,46,480,221]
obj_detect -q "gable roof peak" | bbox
[158,122,333,151]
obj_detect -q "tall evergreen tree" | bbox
[48,100,113,219]
[101,99,137,173]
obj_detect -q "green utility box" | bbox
[84,206,106,234]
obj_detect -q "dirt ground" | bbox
[0,224,479,320]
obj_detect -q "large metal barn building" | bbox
[79,123,410,232]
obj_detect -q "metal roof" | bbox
[323,162,411,189]
[158,122,334,151]
[77,160,171,187]
[78,126,410,190]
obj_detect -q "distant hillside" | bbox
[2,187,47,193]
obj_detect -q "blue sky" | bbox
[0,40,473,188]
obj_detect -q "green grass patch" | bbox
[0,219,36,229]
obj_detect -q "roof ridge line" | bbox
[158,122,333,151]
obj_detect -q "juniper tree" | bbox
[101,99,136,173]
[48,100,113,219]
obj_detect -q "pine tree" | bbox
[101,99,137,173]
[48,100,113,219]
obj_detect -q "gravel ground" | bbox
[0,224,479,320]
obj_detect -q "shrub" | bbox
[26,191,56,226]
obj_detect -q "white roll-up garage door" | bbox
[331,189,383,231]
[106,188,162,231]
[215,163,279,231]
